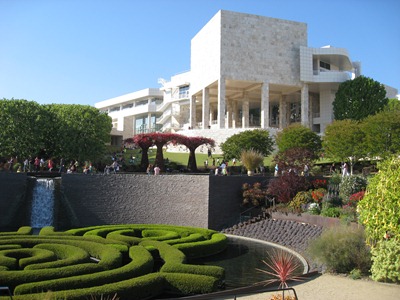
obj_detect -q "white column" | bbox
[242,95,249,128]
[301,83,310,128]
[226,99,232,128]
[202,87,210,129]
[209,104,214,126]
[232,100,238,128]
[132,116,136,136]
[217,78,226,129]
[147,113,152,130]
[261,82,269,129]
[189,95,196,129]
[279,94,287,129]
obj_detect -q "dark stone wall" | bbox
[208,176,272,230]
[0,172,30,230]
[0,172,273,231]
[59,174,211,230]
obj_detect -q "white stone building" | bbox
[95,10,396,149]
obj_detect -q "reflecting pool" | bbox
[191,235,307,289]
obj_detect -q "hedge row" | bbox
[14,245,154,295]
[0,224,227,299]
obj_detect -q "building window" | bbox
[179,85,190,98]
[122,103,133,110]
[320,61,331,70]
[110,106,120,112]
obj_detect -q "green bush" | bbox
[358,156,400,244]
[320,207,341,218]
[370,239,400,283]
[339,206,358,224]
[307,225,371,274]
[339,175,367,204]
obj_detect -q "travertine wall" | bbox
[220,10,307,85]
[190,10,307,93]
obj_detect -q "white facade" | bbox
[95,10,397,148]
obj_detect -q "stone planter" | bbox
[270,211,360,228]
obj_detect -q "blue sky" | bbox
[1,0,399,106]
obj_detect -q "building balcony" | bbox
[311,70,351,83]
[108,103,157,118]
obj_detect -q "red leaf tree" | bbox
[145,132,182,172]
[124,135,153,171]
[177,136,215,172]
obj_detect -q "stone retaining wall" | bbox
[0,172,272,231]
[0,172,30,230]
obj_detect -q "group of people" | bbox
[146,164,160,175]
[330,162,349,176]
[3,156,98,175]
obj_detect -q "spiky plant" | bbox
[240,148,264,173]
[257,249,303,289]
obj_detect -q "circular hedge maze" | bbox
[0,225,227,300]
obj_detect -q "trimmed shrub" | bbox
[1,224,228,299]
[14,245,154,295]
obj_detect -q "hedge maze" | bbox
[0,224,228,300]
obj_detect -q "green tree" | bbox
[0,98,50,159]
[358,156,400,283]
[358,156,400,244]
[362,109,400,158]
[385,98,400,112]
[333,76,388,121]
[220,129,274,161]
[322,120,366,175]
[44,104,112,162]
[275,124,322,157]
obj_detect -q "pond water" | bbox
[191,235,307,289]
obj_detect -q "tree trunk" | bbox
[187,149,198,172]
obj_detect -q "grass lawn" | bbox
[120,148,274,170]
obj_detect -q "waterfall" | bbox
[30,178,55,229]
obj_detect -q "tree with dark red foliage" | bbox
[145,132,182,172]
[267,172,311,203]
[177,136,215,172]
[124,135,153,171]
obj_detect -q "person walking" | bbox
[154,165,160,175]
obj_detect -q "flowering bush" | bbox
[308,203,320,215]
[348,190,365,207]
[311,188,327,203]
[311,178,327,189]
[242,182,266,206]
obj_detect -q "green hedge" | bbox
[14,245,154,295]
[25,244,91,270]
[174,233,228,259]
[0,224,228,299]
